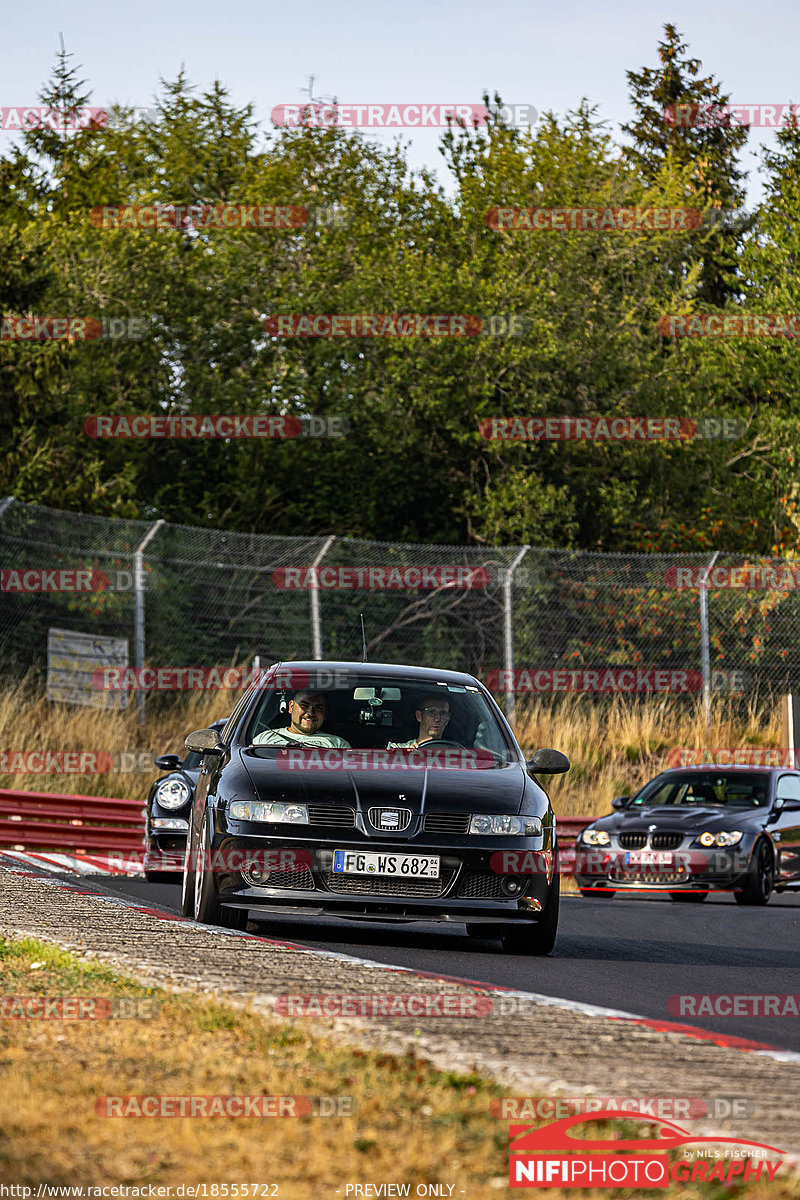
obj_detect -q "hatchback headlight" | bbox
[228,800,308,824]
[469,814,542,836]
[580,828,610,846]
[155,778,191,810]
[696,830,742,847]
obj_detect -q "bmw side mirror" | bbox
[527,748,570,774]
[611,796,630,810]
[185,728,225,755]
[154,753,183,771]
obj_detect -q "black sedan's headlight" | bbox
[469,814,542,835]
[579,828,610,846]
[693,830,743,847]
[154,778,191,810]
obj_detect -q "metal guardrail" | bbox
[0,789,594,857]
[0,788,146,853]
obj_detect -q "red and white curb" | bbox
[2,853,800,1068]
[0,850,144,875]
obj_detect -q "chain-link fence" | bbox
[1,496,799,718]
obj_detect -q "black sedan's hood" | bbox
[594,805,767,833]
[238,748,527,813]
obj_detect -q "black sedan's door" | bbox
[771,774,800,883]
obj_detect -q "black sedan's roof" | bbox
[269,660,483,687]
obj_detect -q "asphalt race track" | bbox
[87,875,800,1054]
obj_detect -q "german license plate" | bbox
[332,850,440,878]
[624,850,674,868]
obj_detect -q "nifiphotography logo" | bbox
[507,1111,784,1188]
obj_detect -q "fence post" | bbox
[0,497,14,520]
[310,536,336,659]
[699,550,719,730]
[134,519,165,726]
[503,546,530,725]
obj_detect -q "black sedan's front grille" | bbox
[306,804,356,827]
[618,832,648,849]
[322,865,457,898]
[260,867,316,890]
[651,832,684,850]
[423,812,471,834]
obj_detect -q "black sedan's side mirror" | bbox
[527,748,570,774]
[611,796,630,809]
[775,797,800,813]
[154,753,183,771]
[185,728,225,755]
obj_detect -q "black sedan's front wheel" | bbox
[191,811,249,929]
[734,839,774,906]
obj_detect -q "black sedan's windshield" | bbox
[632,772,769,808]
[243,674,515,761]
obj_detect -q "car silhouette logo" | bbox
[509,1111,783,1156]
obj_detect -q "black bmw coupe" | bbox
[575,766,800,903]
[179,661,570,954]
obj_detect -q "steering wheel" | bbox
[415,738,467,749]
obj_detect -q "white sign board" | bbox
[47,627,130,709]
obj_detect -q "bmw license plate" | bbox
[624,850,674,868]
[333,850,440,878]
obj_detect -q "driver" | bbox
[253,690,350,748]
[388,695,451,748]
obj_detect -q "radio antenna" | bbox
[360,614,368,662]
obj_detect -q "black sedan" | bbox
[179,661,569,954]
[575,767,800,904]
[144,719,226,881]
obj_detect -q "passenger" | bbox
[388,696,451,748]
[253,690,350,748]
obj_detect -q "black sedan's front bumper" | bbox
[574,844,753,893]
[204,820,556,925]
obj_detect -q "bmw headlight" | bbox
[696,830,742,847]
[580,828,610,846]
[469,814,542,836]
[155,777,191,810]
[229,800,308,824]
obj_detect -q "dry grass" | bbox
[0,936,792,1198]
[0,678,782,820]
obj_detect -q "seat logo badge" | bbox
[368,807,412,831]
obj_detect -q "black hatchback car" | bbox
[144,719,227,881]
[179,661,569,954]
[575,767,800,903]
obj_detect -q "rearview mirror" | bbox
[611,796,630,810]
[154,753,183,771]
[527,748,570,774]
[185,728,225,755]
